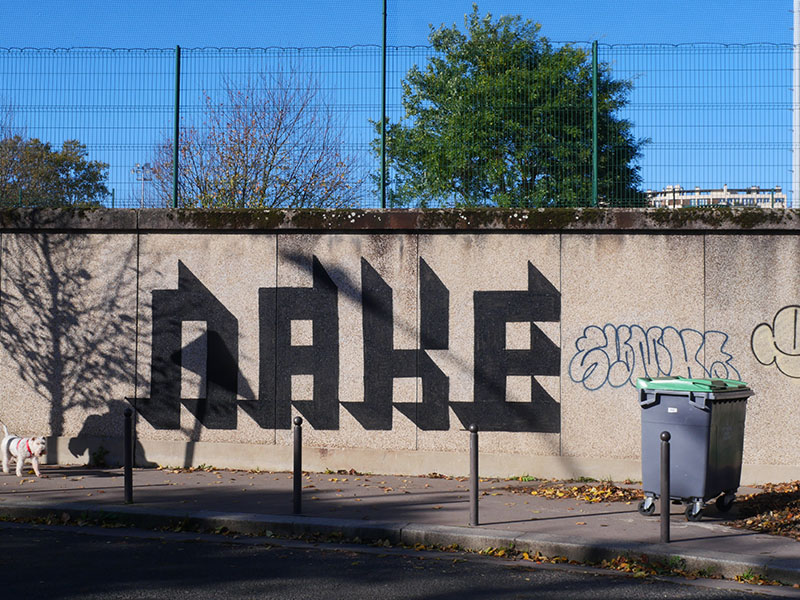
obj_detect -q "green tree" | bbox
[380,6,645,207]
[0,136,109,207]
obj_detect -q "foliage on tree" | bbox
[152,71,361,209]
[379,6,645,207]
[0,136,109,207]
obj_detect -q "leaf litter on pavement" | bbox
[500,480,644,504]
[502,477,800,542]
[144,466,800,542]
[725,480,800,541]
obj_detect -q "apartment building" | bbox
[645,185,786,208]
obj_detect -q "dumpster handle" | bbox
[639,388,660,408]
[687,392,709,410]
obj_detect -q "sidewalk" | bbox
[1,466,798,585]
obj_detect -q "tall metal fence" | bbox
[0,44,792,209]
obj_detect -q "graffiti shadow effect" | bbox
[283,253,564,435]
[135,252,565,441]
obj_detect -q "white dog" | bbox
[1,422,47,477]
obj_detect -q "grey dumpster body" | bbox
[636,377,753,521]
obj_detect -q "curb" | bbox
[1,500,798,586]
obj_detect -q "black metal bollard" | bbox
[660,431,671,543]
[124,408,133,504]
[293,416,303,514]
[469,424,479,527]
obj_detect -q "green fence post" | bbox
[591,40,598,207]
[173,45,181,209]
[380,0,387,209]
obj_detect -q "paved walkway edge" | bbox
[1,499,798,585]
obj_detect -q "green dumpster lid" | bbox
[635,376,749,392]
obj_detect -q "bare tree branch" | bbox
[152,68,361,208]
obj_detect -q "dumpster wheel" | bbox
[637,498,656,516]
[684,502,704,522]
[715,493,735,513]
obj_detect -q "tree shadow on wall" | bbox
[0,233,137,464]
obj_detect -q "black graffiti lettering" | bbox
[413,258,450,430]
[245,283,276,429]
[139,257,563,434]
[420,258,449,350]
[345,258,449,430]
[137,262,239,430]
[257,256,339,430]
[451,262,561,432]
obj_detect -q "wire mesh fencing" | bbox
[0,43,792,209]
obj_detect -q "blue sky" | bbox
[1,1,796,207]
[3,1,792,48]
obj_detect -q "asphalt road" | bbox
[1,522,781,599]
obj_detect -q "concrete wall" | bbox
[1,208,799,483]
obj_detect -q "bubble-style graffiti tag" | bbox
[751,305,800,378]
[568,324,739,391]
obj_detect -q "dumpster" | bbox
[636,376,753,521]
